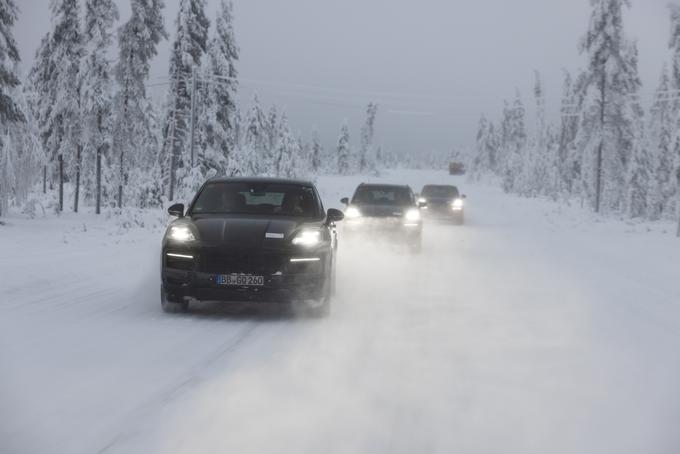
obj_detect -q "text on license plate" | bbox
[217,274,265,286]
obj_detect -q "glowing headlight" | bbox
[168,225,195,242]
[451,199,464,210]
[292,230,321,247]
[405,208,421,222]
[417,197,427,204]
[345,206,361,219]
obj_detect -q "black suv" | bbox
[419,184,466,224]
[341,183,423,253]
[161,178,344,316]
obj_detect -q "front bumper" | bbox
[423,206,464,220]
[161,246,329,304]
[342,217,422,241]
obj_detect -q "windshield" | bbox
[352,186,413,206]
[422,185,459,199]
[191,182,319,218]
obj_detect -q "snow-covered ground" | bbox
[1,170,679,454]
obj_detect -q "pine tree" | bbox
[28,34,57,169]
[311,129,322,173]
[198,0,238,178]
[0,0,24,217]
[114,0,167,207]
[243,94,268,175]
[473,115,497,177]
[578,0,642,213]
[336,120,351,175]
[500,93,527,193]
[358,103,378,173]
[81,0,118,212]
[0,0,22,125]
[667,4,680,221]
[647,65,675,219]
[274,115,296,178]
[29,0,83,210]
[163,0,209,197]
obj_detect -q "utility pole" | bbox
[96,148,102,215]
[58,154,64,212]
[189,66,197,168]
[676,167,680,238]
[595,70,606,214]
[168,109,177,202]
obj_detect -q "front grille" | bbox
[200,250,287,275]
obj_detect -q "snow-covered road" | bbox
[2,170,679,454]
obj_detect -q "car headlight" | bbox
[451,199,464,210]
[292,229,322,247]
[345,206,361,219]
[405,208,421,222]
[168,225,195,242]
[417,197,427,204]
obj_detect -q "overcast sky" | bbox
[14,0,673,156]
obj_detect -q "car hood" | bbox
[355,204,408,218]
[188,215,310,246]
[425,197,454,205]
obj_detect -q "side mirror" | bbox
[326,208,345,223]
[168,203,184,217]
[461,194,467,199]
[418,201,428,208]
[340,197,349,205]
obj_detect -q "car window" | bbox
[352,186,412,206]
[191,182,319,218]
[422,185,459,198]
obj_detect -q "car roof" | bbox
[207,176,316,186]
[357,183,412,189]
[423,184,458,189]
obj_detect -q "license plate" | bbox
[217,274,265,287]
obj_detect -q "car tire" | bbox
[307,276,332,318]
[161,285,189,313]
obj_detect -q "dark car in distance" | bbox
[341,183,424,253]
[418,184,466,224]
[161,178,344,316]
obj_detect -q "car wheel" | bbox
[161,285,189,313]
[307,276,332,318]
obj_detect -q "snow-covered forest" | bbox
[0,0,679,230]
[471,0,680,225]
[0,0,409,217]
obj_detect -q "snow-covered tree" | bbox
[336,120,351,175]
[0,0,22,125]
[27,34,54,168]
[310,129,322,173]
[274,115,297,178]
[499,93,527,193]
[242,93,268,175]
[358,102,378,173]
[197,0,238,178]
[667,4,680,221]
[80,0,119,212]
[29,0,83,208]
[163,0,209,196]
[114,0,167,207]
[472,115,497,178]
[647,65,675,219]
[577,0,642,213]
[0,0,24,216]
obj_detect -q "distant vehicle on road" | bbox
[341,183,424,253]
[449,162,466,175]
[418,184,466,224]
[161,178,344,317]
